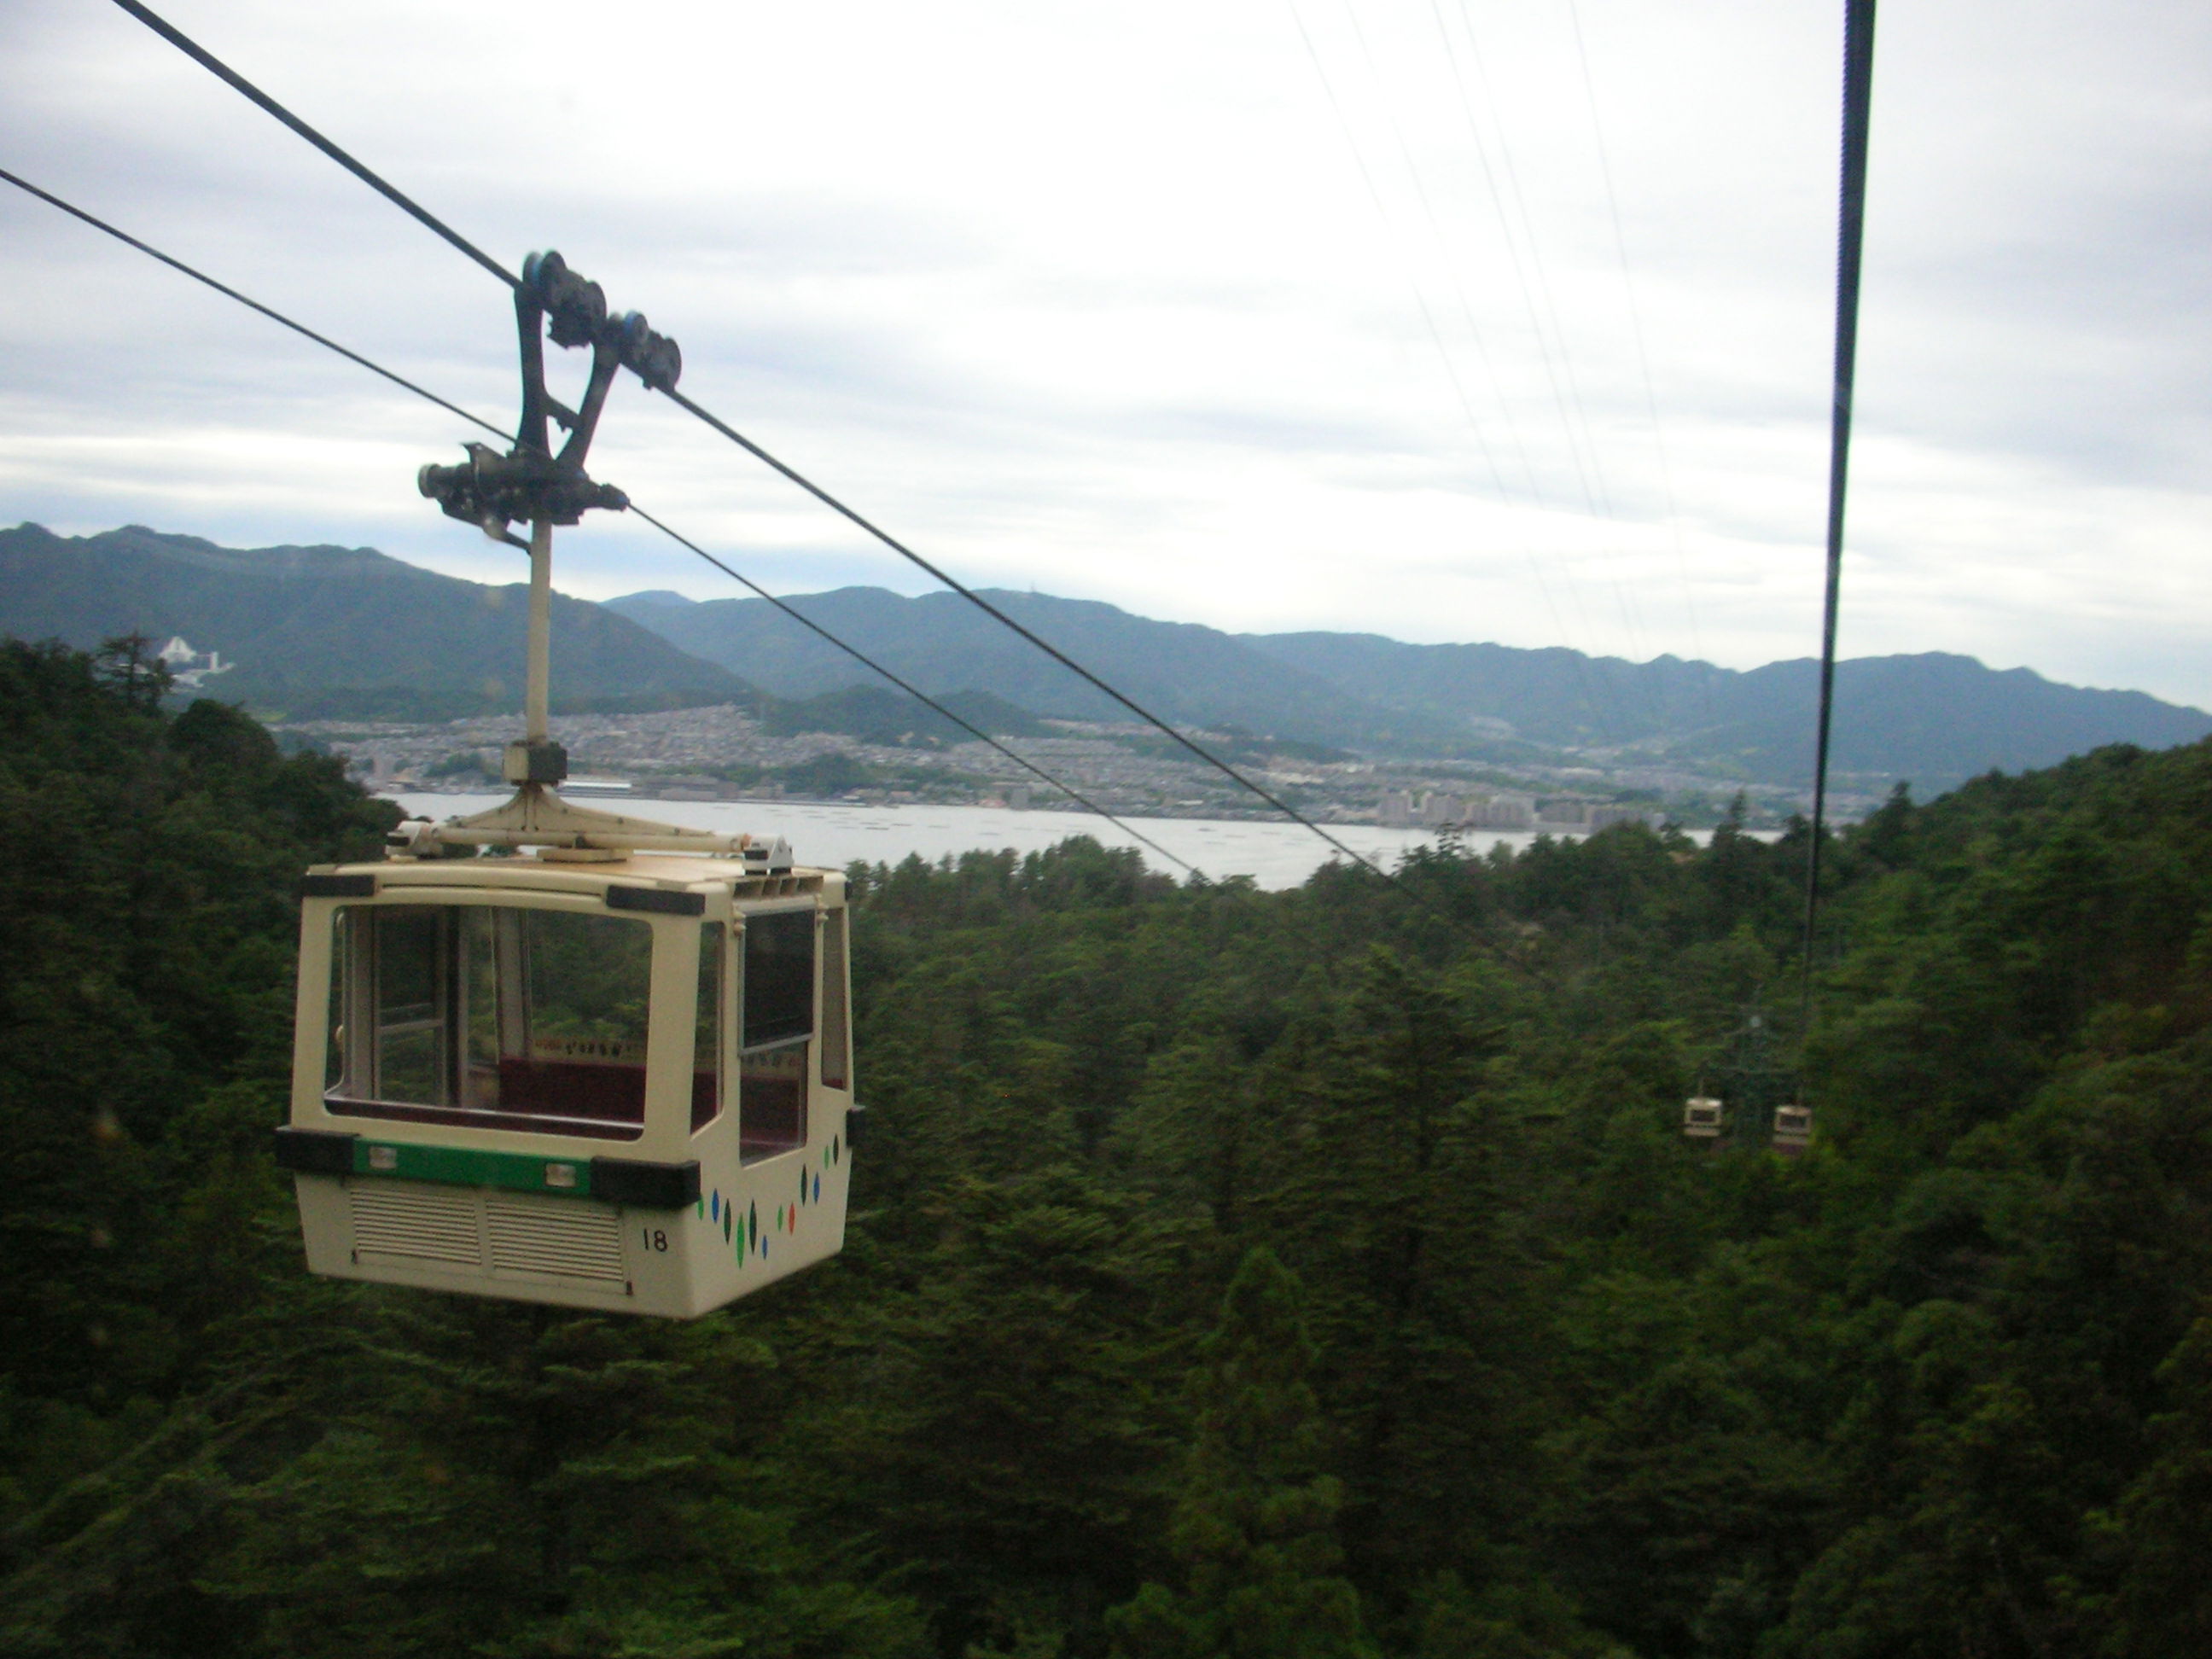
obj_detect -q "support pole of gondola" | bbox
[1801,0,1878,1027]
[524,515,553,744]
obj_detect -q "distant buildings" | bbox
[1537,800,1658,831]
[156,635,233,690]
[1377,789,1536,830]
[1463,794,1536,829]
[1375,789,1652,833]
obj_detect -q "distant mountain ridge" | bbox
[611,585,2212,790]
[1243,631,2212,788]
[603,585,1467,752]
[3,524,2200,792]
[0,523,750,720]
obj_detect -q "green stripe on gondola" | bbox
[350,1140,594,1198]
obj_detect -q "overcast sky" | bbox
[2,0,2207,704]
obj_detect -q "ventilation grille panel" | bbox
[486,1196,626,1283]
[352,1185,483,1267]
[348,1185,628,1287]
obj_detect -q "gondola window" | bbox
[694,922,725,1132]
[325,905,655,1140]
[740,910,813,1162]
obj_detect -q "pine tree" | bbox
[1109,1247,1375,1659]
[2093,1312,2212,1654]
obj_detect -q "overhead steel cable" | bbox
[1559,0,1710,678]
[0,165,1203,883]
[1802,0,1879,1018]
[1282,0,1514,499]
[1418,0,1574,508]
[1445,0,1618,523]
[1435,0,1661,683]
[656,390,1414,890]
[111,0,1462,918]
[624,508,1203,880]
[1293,0,1633,750]
[108,0,521,291]
[1321,0,1537,501]
[0,166,509,445]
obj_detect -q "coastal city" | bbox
[274,699,1845,830]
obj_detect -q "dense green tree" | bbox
[1109,1248,1374,1659]
[14,637,2212,1656]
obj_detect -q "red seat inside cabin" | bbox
[329,1061,719,1141]
[496,1058,723,1133]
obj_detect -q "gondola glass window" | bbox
[741,909,813,1163]
[819,908,849,1091]
[694,922,725,1133]
[325,905,655,1140]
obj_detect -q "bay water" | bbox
[394,793,1675,891]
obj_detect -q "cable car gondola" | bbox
[276,815,855,1316]
[1772,1103,1813,1155]
[273,251,856,1316]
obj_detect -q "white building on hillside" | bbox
[157,636,235,690]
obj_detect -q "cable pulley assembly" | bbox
[416,248,679,544]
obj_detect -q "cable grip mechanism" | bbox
[417,249,681,544]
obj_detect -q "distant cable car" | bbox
[1772,1103,1813,1155]
[274,249,857,1316]
[1682,1095,1725,1140]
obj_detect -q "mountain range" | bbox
[0,523,745,720]
[4,523,2206,794]
[608,585,2212,791]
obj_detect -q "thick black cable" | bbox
[108,0,521,292]
[657,388,1422,895]
[0,166,510,445]
[626,509,1204,880]
[90,12,1453,917]
[0,172,1207,882]
[1802,0,1877,1020]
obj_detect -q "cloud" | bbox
[1,0,2208,708]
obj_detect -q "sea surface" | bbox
[393,793,1691,892]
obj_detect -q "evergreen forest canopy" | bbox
[3,635,2211,1659]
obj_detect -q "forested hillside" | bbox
[612,584,2212,789]
[609,585,1451,751]
[11,524,2205,789]
[0,523,749,719]
[1245,633,2212,789]
[4,637,2211,1657]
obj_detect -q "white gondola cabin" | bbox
[277,247,861,1315]
[1682,1095,1724,1140]
[278,826,856,1317]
